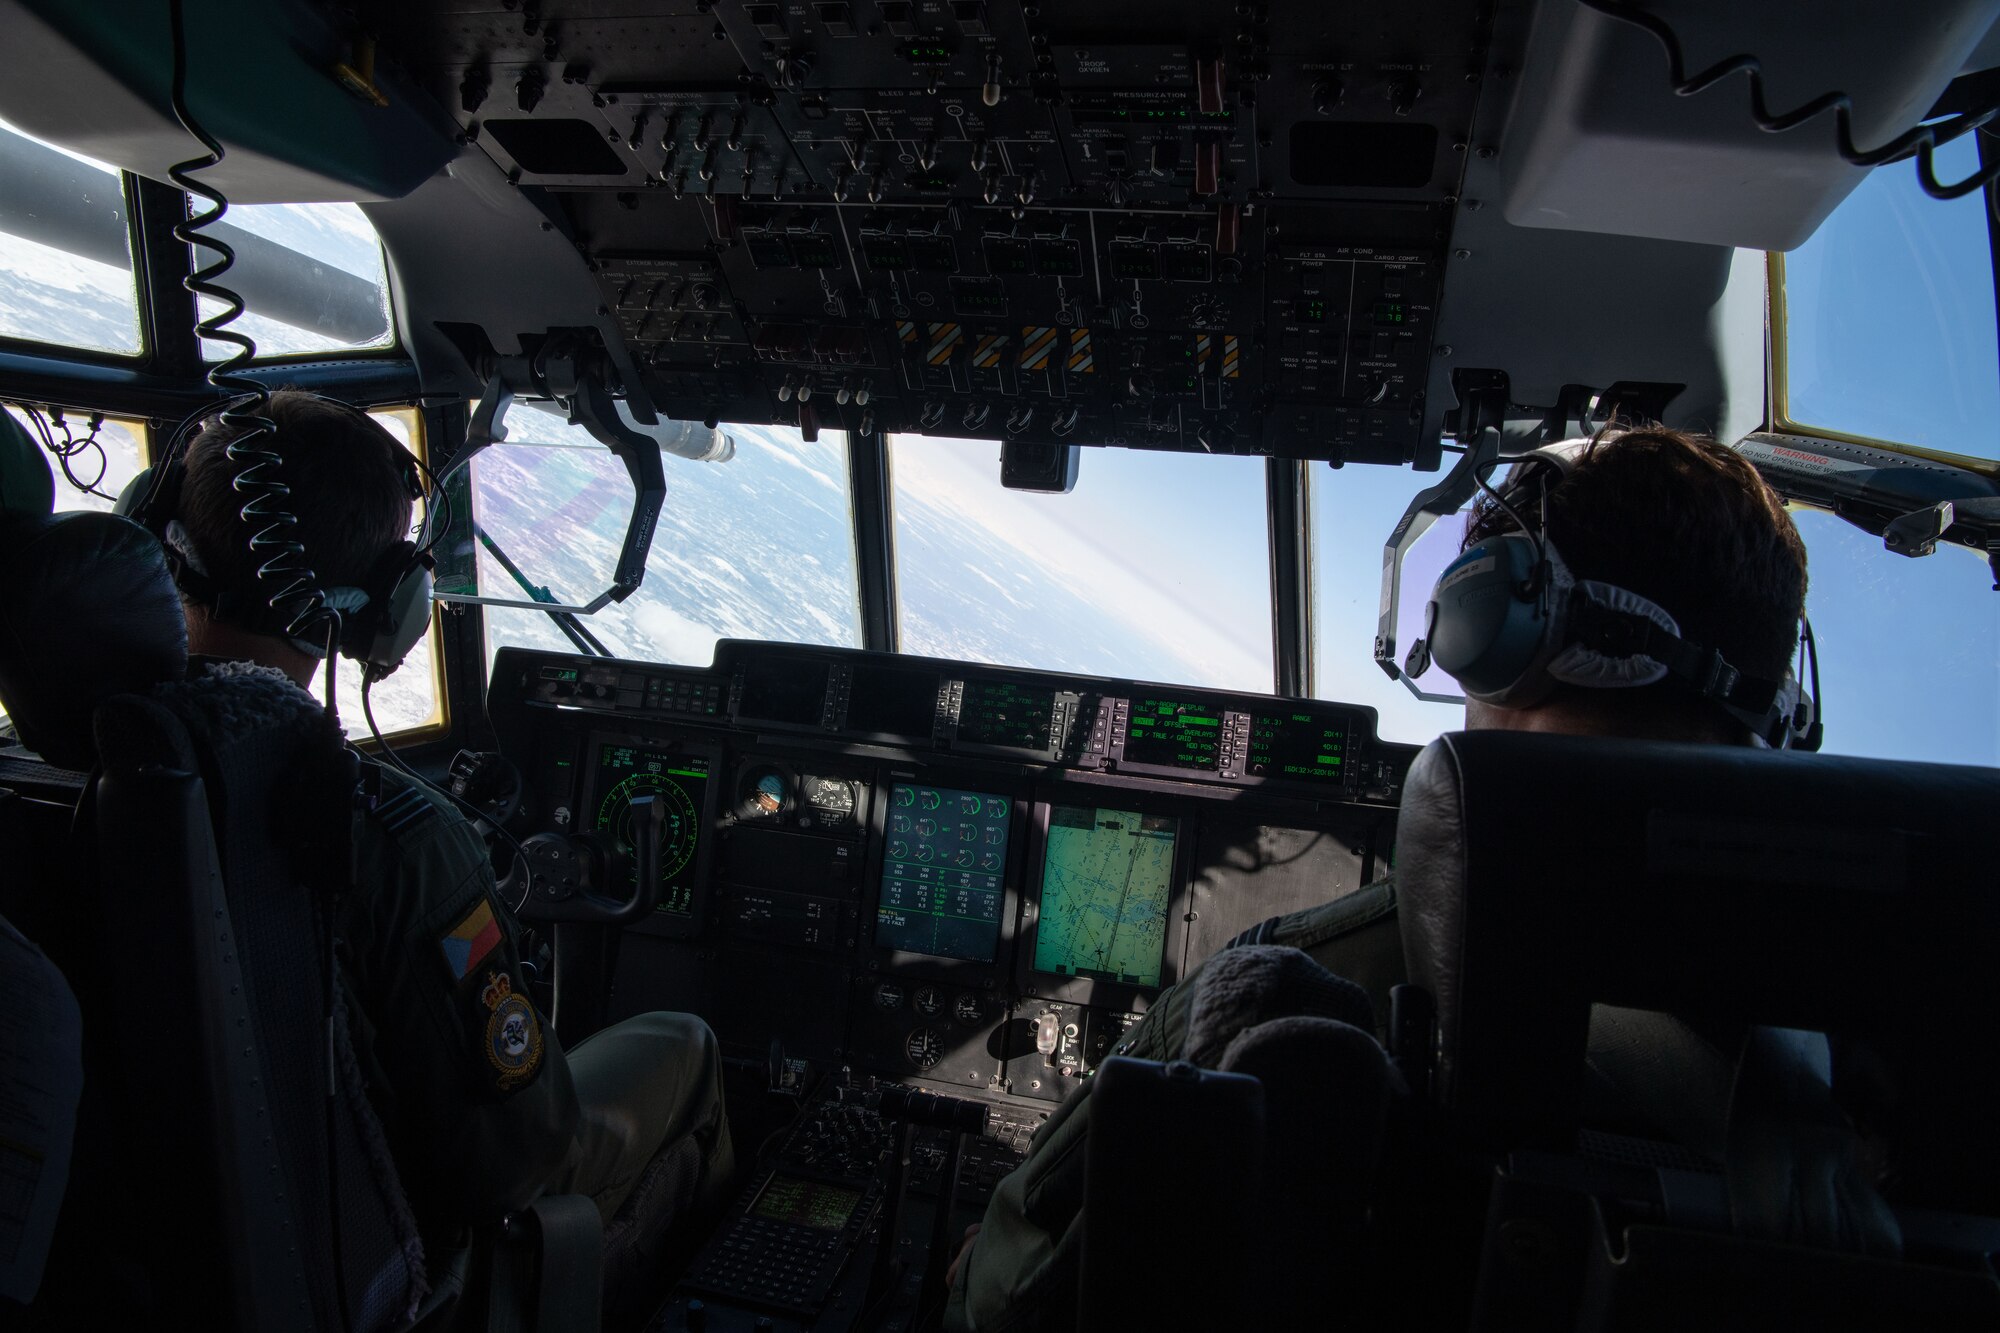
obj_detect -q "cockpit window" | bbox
[1,405,147,515]
[1778,134,1998,461]
[1308,462,1465,744]
[1791,507,1998,767]
[0,119,144,357]
[478,413,862,668]
[888,436,1275,694]
[193,201,396,360]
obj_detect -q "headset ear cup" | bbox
[114,465,156,519]
[338,541,432,676]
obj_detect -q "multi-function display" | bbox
[738,660,830,727]
[749,1174,863,1231]
[1123,697,1224,771]
[956,680,1057,752]
[592,744,711,916]
[874,783,1012,962]
[1033,806,1178,987]
[845,664,940,741]
[1247,711,1350,784]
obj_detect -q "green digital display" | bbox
[1034,806,1177,987]
[1372,301,1406,325]
[957,680,1056,751]
[791,232,839,268]
[751,1174,863,1231]
[1246,711,1350,786]
[1123,698,1222,771]
[861,237,912,271]
[1109,243,1159,280]
[898,42,953,63]
[540,666,581,683]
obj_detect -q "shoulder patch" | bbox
[441,897,502,981]
[478,970,544,1092]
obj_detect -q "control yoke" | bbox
[517,791,668,925]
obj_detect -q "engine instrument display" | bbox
[593,744,711,916]
[749,1174,864,1232]
[1247,711,1352,786]
[875,783,1013,962]
[1123,698,1225,771]
[1033,806,1178,988]
[956,680,1057,752]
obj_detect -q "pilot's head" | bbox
[1460,426,1808,746]
[173,390,414,685]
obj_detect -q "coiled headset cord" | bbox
[167,4,355,1329]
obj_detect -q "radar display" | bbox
[1033,806,1178,987]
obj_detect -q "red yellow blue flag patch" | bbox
[440,898,502,981]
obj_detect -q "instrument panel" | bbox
[490,640,1415,1101]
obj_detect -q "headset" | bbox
[117,394,439,682]
[1406,443,1823,751]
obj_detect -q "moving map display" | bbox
[875,783,1013,962]
[1033,806,1178,987]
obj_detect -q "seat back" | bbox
[94,670,429,1331]
[1394,731,2000,1328]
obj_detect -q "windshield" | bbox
[0,119,142,356]
[889,436,1274,694]
[478,411,863,666]
[1781,134,1998,460]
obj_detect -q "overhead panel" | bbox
[356,0,1492,461]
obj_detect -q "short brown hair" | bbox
[1463,426,1808,721]
[179,390,412,620]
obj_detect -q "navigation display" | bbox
[738,660,829,727]
[1033,806,1178,987]
[875,783,1012,962]
[1247,711,1351,786]
[750,1174,862,1231]
[846,664,940,741]
[592,744,711,916]
[957,680,1056,752]
[1123,698,1224,771]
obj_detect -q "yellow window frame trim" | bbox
[355,404,451,749]
[1765,252,2000,480]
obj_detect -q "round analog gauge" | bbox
[734,764,792,820]
[875,981,906,1010]
[913,985,944,1017]
[905,1027,943,1070]
[802,776,857,815]
[594,770,701,882]
[954,993,984,1026]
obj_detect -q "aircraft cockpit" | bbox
[3,1,1998,1330]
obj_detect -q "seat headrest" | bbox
[0,410,55,516]
[1396,731,2000,1154]
[0,510,188,770]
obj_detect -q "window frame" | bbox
[0,123,150,365]
[350,404,451,746]
[1766,241,2000,479]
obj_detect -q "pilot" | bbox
[947,425,1811,1332]
[164,391,733,1317]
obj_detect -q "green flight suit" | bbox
[946,879,1403,1333]
[341,765,733,1251]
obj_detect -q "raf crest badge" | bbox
[479,970,544,1091]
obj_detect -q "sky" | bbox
[2,117,1995,767]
